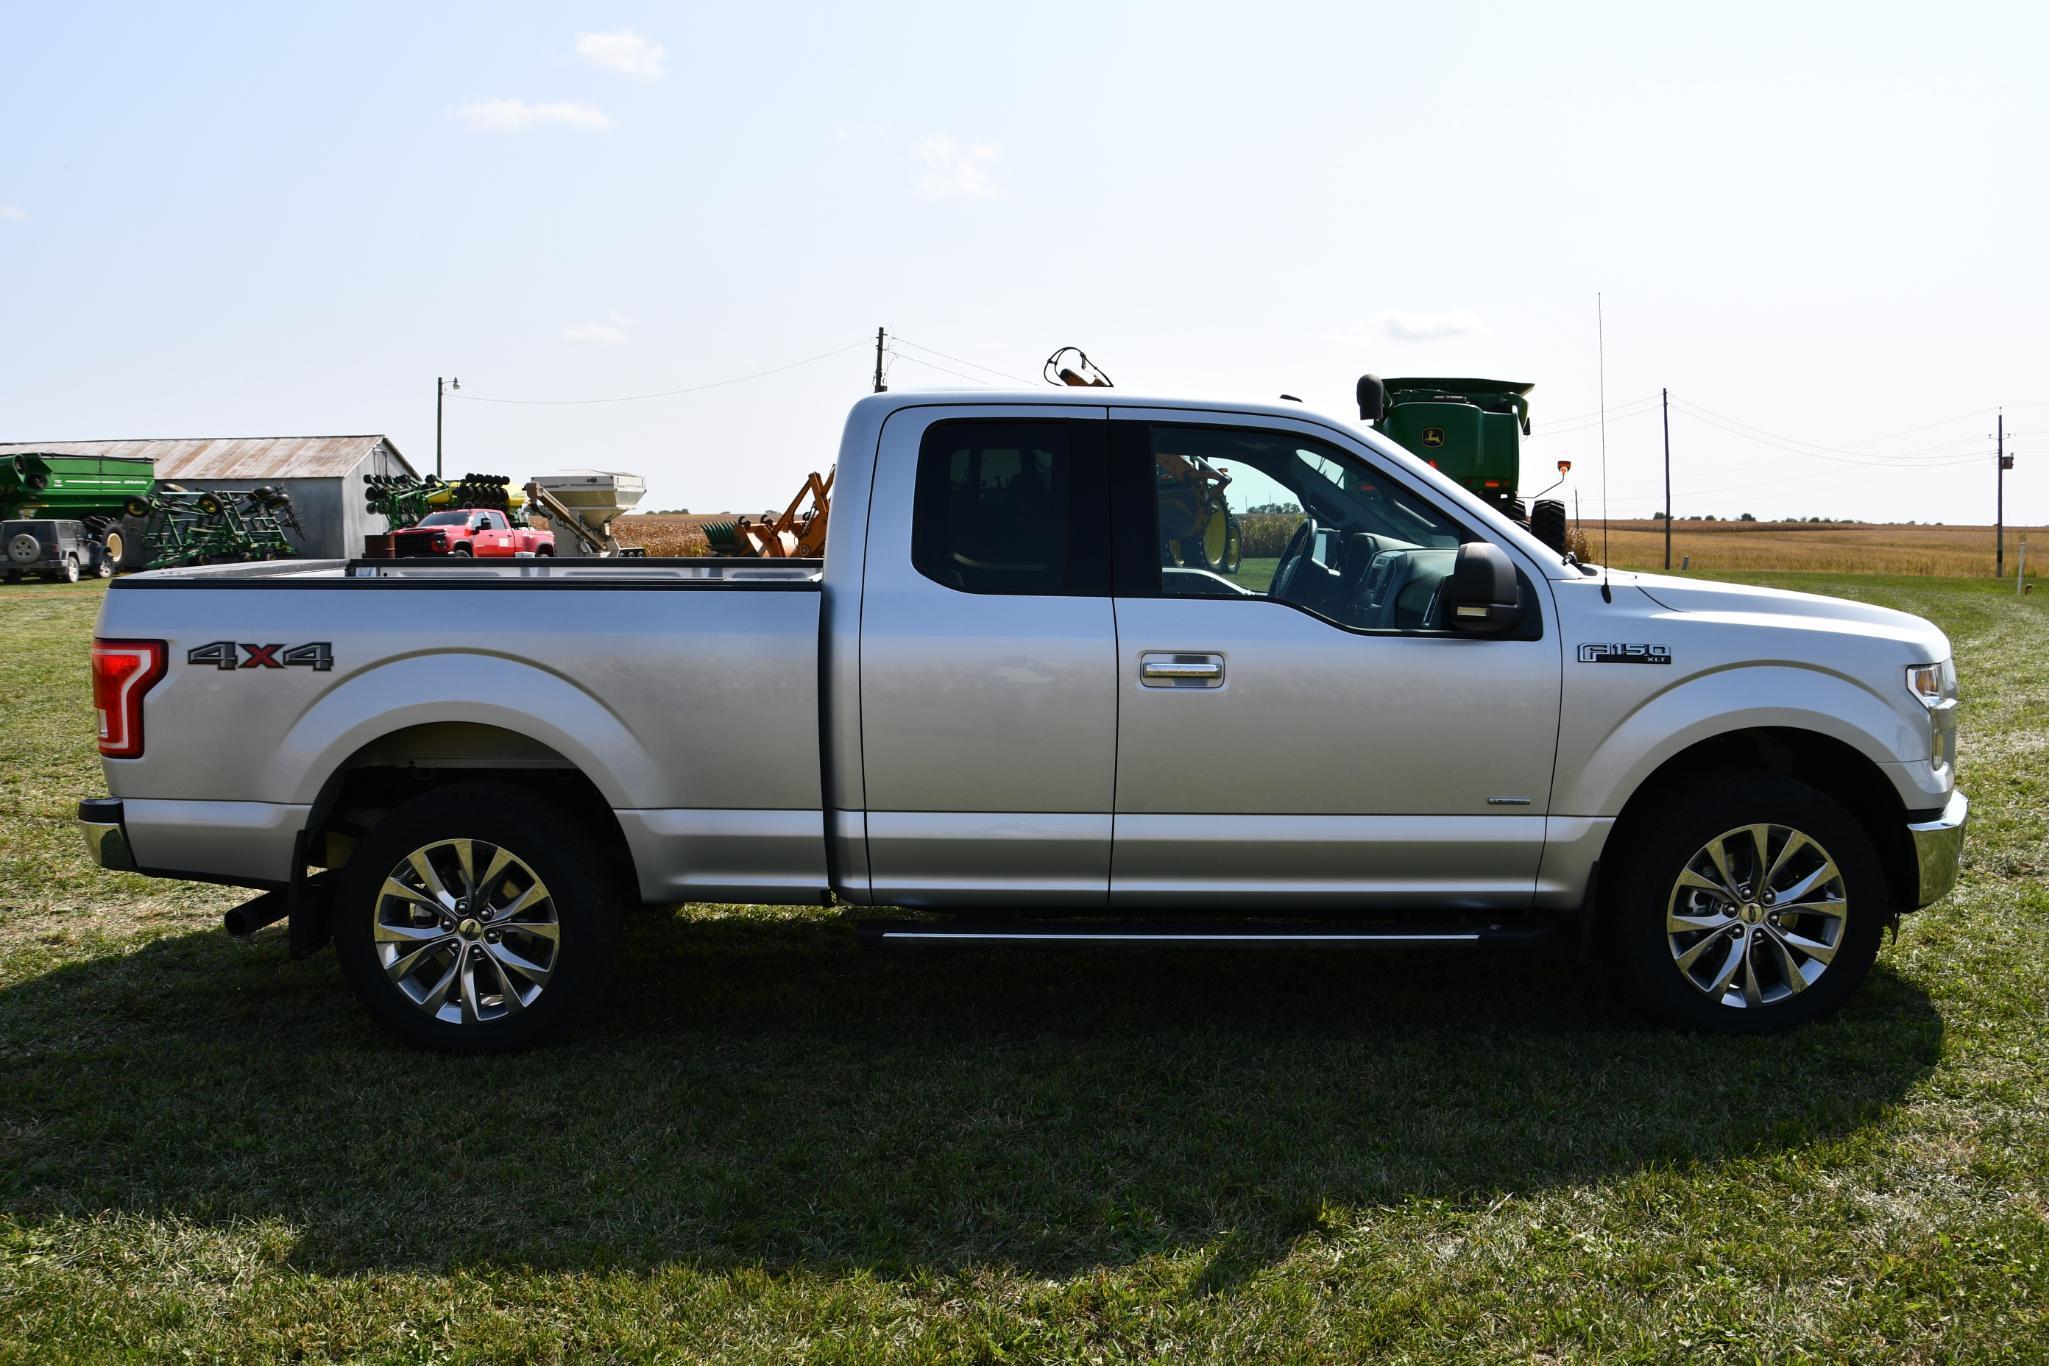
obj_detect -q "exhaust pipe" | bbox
[223,889,289,938]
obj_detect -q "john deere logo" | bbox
[1421,427,1446,448]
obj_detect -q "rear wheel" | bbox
[1530,499,1567,553]
[1606,773,1886,1033]
[58,556,80,584]
[333,784,624,1052]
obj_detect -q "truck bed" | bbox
[110,556,823,587]
[95,555,832,902]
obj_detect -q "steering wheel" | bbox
[1269,517,1319,604]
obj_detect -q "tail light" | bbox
[91,638,166,758]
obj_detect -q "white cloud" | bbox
[562,322,627,346]
[1376,309,1488,342]
[577,29,665,79]
[918,137,1003,199]
[454,99,613,133]
[0,205,25,222]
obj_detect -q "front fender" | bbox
[1557,663,1925,817]
[275,651,663,808]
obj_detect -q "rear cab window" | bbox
[911,420,1108,596]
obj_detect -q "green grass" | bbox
[1,573,2045,1361]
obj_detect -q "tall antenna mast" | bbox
[1597,293,1612,602]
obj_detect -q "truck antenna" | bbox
[1597,292,1612,603]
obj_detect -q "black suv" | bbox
[3,519,112,583]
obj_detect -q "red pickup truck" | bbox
[390,508,554,558]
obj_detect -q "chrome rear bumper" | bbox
[78,797,136,872]
[1906,790,1968,907]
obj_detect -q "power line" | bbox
[1670,401,1990,467]
[886,350,998,386]
[450,340,871,406]
[889,335,1036,386]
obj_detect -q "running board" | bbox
[854,919,1556,948]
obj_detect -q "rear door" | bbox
[857,406,1115,905]
[1106,410,1562,909]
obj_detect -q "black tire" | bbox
[450,543,473,557]
[536,544,554,557]
[333,783,625,1052]
[59,556,80,584]
[1530,499,1567,552]
[1606,772,1886,1034]
[1507,499,1528,524]
[124,496,153,519]
[93,554,114,579]
[3,569,20,583]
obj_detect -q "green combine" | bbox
[1356,376,1568,552]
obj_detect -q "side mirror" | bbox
[1441,542,1522,634]
[1356,374,1386,423]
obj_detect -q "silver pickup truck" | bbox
[80,390,1967,1050]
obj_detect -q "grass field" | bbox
[2,573,2045,1360]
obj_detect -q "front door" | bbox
[1107,411,1563,910]
[858,407,1115,906]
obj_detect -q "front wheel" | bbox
[450,543,473,557]
[1606,773,1886,1033]
[333,784,624,1052]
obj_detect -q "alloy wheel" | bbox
[373,838,560,1025]
[1665,823,1848,1009]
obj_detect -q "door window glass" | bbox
[1144,425,1472,632]
[914,421,1105,595]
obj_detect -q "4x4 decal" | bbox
[187,641,334,671]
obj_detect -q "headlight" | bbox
[1905,659,1956,708]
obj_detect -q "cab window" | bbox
[1127,424,1478,633]
[912,420,1108,595]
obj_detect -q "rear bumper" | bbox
[1906,790,1968,908]
[78,795,302,888]
[78,797,136,871]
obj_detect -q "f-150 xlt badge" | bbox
[1578,643,1671,665]
[187,641,334,671]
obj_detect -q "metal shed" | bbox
[0,435,417,559]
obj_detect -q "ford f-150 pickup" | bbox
[79,390,1968,1050]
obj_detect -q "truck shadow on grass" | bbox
[0,909,1942,1283]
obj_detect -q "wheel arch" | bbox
[1602,726,1919,918]
[300,721,636,889]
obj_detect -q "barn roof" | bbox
[0,435,416,479]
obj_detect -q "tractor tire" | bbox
[1531,499,1568,553]
[1221,514,1243,574]
[124,496,153,519]
[112,518,152,572]
[1507,499,1528,524]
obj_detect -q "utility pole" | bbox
[1662,387,1672,571]
[873,327,887,394]
[1996,409,2011,578]
[436,376,459,478]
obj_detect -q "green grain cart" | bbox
[0,452,157,569]
[1355,376,1568,552]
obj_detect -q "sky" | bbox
[4,0,2046,526]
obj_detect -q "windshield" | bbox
[417,511,471,527]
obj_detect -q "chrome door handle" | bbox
[1140,652,1225,687]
